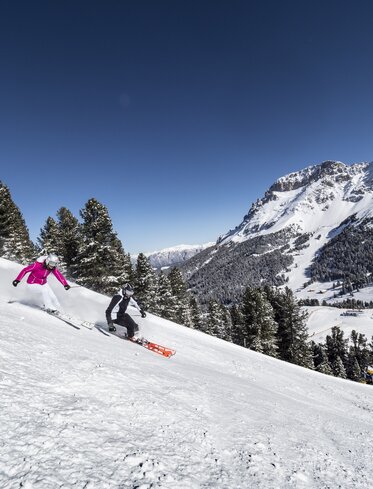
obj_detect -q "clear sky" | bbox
[1,0,373,254]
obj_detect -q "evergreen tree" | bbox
[312,342,333,375]
[123,252,135,285]
[0,182,35,263]
[76,198,131,294]
[230,304,245,346]
[332,356,347,379]
[350,330,370,373]
[220,304,232,342]
[369,336,373,366]
[241,287,278,357]
[38,216,61,257]
[325,326,348,373]
[134,253,158,311]
[271,287,313,367]
[168,267,192,327]
[346,354,362,382]
[206,300,226,338]
[311,341,323,369]
[316,354,334,376]
[189,296,204,331]
[56,207,83,278]
[156,271,176,319]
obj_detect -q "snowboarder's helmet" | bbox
[45,253,59,269]
[122,283,134,297]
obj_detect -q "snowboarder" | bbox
[105,283,146,339]
[12,253,70,310]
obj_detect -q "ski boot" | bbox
[129,335,147,346]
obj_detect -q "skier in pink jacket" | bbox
[12,254,70,311]
[13,254,70,289]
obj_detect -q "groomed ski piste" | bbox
[1,258,373,489]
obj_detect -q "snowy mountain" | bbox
[132,243,215,269]
[220,160,373,245]
[1,256,373,488]
[183,161,373,303]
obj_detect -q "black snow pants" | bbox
[114,313,139,338]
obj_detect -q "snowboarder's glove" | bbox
[64,285,70,290]
[12,280,20,287]
[140,310,146,318]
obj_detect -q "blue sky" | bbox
[1,1,373,253]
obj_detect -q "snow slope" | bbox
[1,258,373,488]
[305,305,373,343]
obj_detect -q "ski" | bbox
[45,310,94,330]
[95,325,111,336]
[44,309,81,330]
[101,326,176,358]
[130,338,176,358]
[79,320,94,330]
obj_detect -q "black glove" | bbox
[12,280,20,287]
[140,310,146,318]
[108,322,116,332]
[64,284,70,290]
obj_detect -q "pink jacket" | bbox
[16,260,68,287]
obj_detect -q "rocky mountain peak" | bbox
[219,161,373,244]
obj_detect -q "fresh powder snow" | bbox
[1,257,373,488]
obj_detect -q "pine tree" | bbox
[241,287,278,357]
[316,355,334,376]
[312,342,333,375]
[168,267,192,327]
[156,271,176,319]
[369,336,373,366]
[325,326,348,373]
[230,304,245,346]
[38,216,61,257]
[123,252,135,285]
[346,353,362,382]
[76,198,131,294]
[0,182,35,263]
[56,207,83,278]
[189,296,203,331]
[134,253,158,311]
[350,330,370,373]
[206,300,226,338]
[332,356,347,379]
[220,304,232,342]
[271,287,313,367]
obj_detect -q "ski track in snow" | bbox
[1,259,373,488]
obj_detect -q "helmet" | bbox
[122,283,134,297]
[45,253,59,269]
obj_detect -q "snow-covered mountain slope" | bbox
[183,161,373,302]
[221,161,373,245]
[304,304,373,343]
[221,161,373,290]
[132,243,215,269]
[1,257,373,488]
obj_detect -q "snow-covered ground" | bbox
[305,305,373,343]
[1,257,373,488]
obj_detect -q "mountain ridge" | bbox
[132,242,215,269]
[182,161,373,303]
